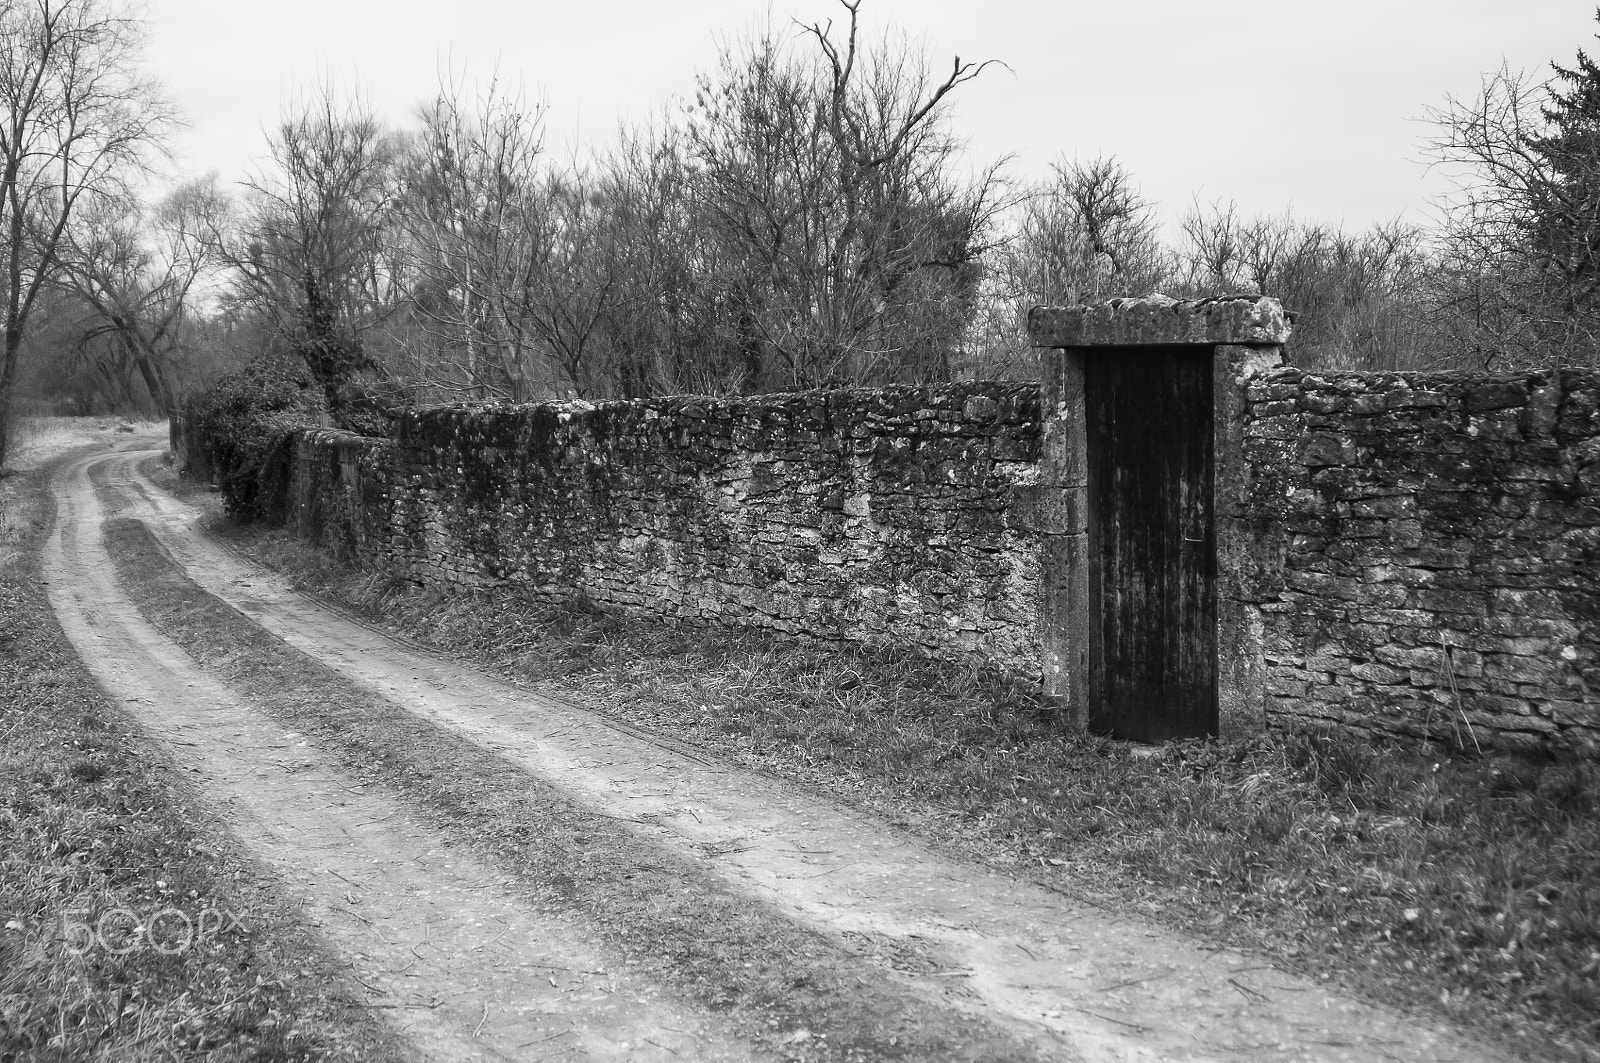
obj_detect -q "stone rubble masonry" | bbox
[180,355,1600,754]
[275,383,1047,681]
[1234,367,1600,753]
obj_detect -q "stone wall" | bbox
[169,410,209,483]
[278,383,1047,679]
[287,428,388,558]
[1234,367,1600,751]
[179,338,1600,752]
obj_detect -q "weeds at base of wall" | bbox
[188,485,1600,1063]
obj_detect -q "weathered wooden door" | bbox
[1085,347,1217,741]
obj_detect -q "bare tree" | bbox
[1425,58,1600,366]
[1176,197,1243,293]
[1003,158,1163,303]
[592,122,737,397]
[974,156,1166,377]
[1174,200,1435,369]
[513,166,633,398]
[680,0,1005,390]
[0,0,171,465]
[223,81,405,420]
[50,176,223,413]
[397,73,559,399]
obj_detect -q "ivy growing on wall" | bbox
[185,353,325,520]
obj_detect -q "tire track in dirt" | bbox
[107,446,1508,1063]
[44,444,762,1063]
[100,467,1062,1062]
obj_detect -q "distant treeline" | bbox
[7,0,1600,445]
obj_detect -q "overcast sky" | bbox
[144,0,1593,235]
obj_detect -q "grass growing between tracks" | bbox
[0,457,406,1063]
[104,516,1048,1063]
[158,461,1600,1061]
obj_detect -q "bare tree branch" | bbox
[0,0,172,463]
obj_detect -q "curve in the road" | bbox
[86,445,1509,1063]
[45,444,763,1063]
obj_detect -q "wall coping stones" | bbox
[1027,294,1293,349]
[394,382,1040,446]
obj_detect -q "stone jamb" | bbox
[1037,347,1089,726]
[1029,296,1289,734]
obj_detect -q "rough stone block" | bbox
[1298,435,1355,467]
[1350,661,1410,686]
[1029,295,1292,348]
[1464,382,1530,413]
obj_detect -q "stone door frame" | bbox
[1028,295,1290,735]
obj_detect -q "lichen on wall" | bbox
[282,382,1046,681]
[1235,367,1600,752]
[184,349,1600,753]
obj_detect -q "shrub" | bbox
[184,353,324,521]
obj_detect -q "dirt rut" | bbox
[45,445,760,1063]
[93,446,1505,1063]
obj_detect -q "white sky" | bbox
[144,0,1594,235]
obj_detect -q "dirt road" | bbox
[42,436,1506,1062]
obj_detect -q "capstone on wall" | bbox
[1233,367,1600,751]
[282,383,1047,679]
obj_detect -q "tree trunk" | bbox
[130,345,171,414]
[0,323,24,469]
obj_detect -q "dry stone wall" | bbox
[280,383,1046,679]
[181,355,1600,752]
[286,428,388,557]
[1234,367,1600,751]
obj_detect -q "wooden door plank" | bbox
[1086,347,1217,741]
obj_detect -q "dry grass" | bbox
[102,513,1046,1063]
[0,456,406,1062]
[2,416,159,474]
[193,508,1600,1063]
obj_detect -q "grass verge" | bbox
[0,455,408,1063]
[159,456,1600,1063]
[102,510,1049,1063]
